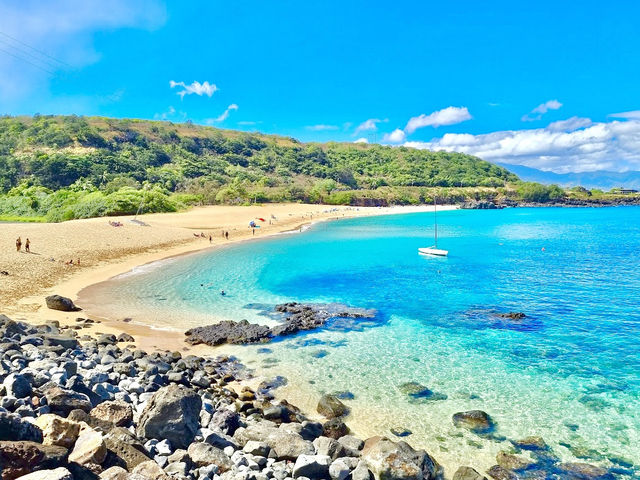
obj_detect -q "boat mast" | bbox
[434,196,438,248]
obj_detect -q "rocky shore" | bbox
[0,312,621,480]
[184,304,377,347]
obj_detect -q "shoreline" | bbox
[1,203,455,353]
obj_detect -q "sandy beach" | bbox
[1,203,453,352]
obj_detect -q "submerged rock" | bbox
[317,394,349,419]
[557,462,613,479]
[496,451,534,471]
[452,410,495,434]
[398,382,447,402]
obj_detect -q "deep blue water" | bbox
[85,207,640,476]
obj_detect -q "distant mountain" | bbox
[497,163,640,190]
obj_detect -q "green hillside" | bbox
[0,115,520,221]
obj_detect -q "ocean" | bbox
[81,207,640,477]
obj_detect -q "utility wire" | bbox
[0,37,61,70]
[0,30,70,68]
[0,46,55,74]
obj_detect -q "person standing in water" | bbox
[25,238,30,253]
[16,237,21,252]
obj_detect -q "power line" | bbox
[0,46,55,74]
[0,37,61,70]
[0,30,69,68]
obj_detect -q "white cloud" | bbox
[546,117,592,132]
[382,129,407,143]
[170,80,218,99]
[0,0,165,101]
[306,124,339,131]
[403,116,640,173]
[609,110,640,120]
[354,138,369,144]
[238,120,258,126]
[206,104,238,124]
[354,118,383,135]
[154,105,186,121]
[522,99,563,122]
[405,106,472,134]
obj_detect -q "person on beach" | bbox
[209,235,212,244]
[225,231,229,240]
[25,238,30,253]
[16,237,21,252]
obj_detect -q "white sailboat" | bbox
[418,198,448,257]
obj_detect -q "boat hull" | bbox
[418,247,449,257]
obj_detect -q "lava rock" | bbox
[0,412,43,442]
[45,295,81,312]
[137,384,202,449]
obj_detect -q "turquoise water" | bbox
[83,207,640,477]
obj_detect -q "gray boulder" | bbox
[361,436,438,480]
[45,295,80,312]
[271,431,315,460]
[42,385,92,416]
[453,466,487,480]
[293,454,331,479]
[0,412,43,442]
[187,442,233,472]
[313,436,345,460]
[0,441,68,479]
[4,373,32,398]
[137,384,202,449]
[317,395,348,419]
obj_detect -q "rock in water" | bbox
[557,462,613,479]
[453,466,487,480]
[137,384,202,449]
[486,465,518,480]
[45,295,81,312]
[317,394,349,419]
[452,411,495,434]
[361,436,438,480]
[496,451,533,471]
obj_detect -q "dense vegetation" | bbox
[2,115,630,222]
[0,115,522,221]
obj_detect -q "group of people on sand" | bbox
[15,237,31,253]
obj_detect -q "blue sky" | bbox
[1,0,640,173]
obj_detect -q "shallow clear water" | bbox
[84,207,640,477]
